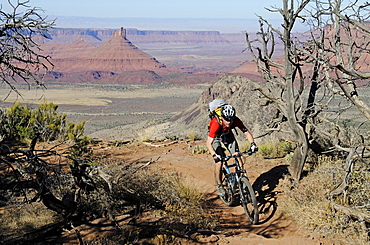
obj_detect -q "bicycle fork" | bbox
[223,163,237,192]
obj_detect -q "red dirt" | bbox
[56,140,338,244]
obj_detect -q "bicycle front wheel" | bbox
[218,170,237,206]
[239,176,259,224]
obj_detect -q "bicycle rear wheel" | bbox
[239,176,259,224]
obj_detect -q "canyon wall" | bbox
[40,28,245,46]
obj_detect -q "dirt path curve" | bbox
[62,140,337,244]
[91,140,336,245]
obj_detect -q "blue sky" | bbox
[27,0,281,19]
[3,0,296,32]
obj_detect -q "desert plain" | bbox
[0,29,253,140]
[0,84,206,139]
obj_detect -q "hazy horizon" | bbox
[51,16,308,34]
[2,0,309,33]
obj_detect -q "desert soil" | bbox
[56,140,338,245]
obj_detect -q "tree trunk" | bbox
[282,0,309,181]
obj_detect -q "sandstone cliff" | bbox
[40,28,169,84]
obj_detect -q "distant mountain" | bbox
[50,16,309,33]
[40,28,170,85]
[40,28,242,47]
[36,27,254,85]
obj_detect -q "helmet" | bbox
[221,105,236,121]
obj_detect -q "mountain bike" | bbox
[217,150,259,224]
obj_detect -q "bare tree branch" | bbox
[0,0,54,92]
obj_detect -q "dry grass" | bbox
[281,156,370,245]
[0,202,56,234]
[130,167,219,230]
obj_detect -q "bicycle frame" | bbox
[221,150,251,183]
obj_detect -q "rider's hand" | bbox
[213,154,221,163]
[250,142,258,153]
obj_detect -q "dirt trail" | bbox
[60,140,337,244]
[142,141,336,245]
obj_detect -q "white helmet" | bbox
[221,105,236,121]
[209,99,227,112]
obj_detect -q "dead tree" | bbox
[245,0,370,226]
[305,0,370,120]
[245,0,370,184]
[244,0,313,181]
[301,0,370,198]
[0,136,160,243]
[0,0,54,93]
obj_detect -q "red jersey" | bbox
[208,116,248,138]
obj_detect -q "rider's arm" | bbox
[206,136,216,156]
[244,130,258,152]
[207,118,220,156]
[244,130,255,144]
[234,117,255,144]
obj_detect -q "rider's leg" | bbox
[212,137,225,185]
[215,161,223,185]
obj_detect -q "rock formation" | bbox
[40,28,168,84]
[40,28,235,46]
[80,27,166,73]
[34,27,251,85]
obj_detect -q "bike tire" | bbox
[218,170,237,206]
[239,176,259,224]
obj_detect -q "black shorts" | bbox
[212,132,239,157]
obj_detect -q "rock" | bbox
[38,28,168,84]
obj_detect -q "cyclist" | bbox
[206,104,258,196]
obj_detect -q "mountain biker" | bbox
[206,104,258,196]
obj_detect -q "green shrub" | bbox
[257,143,273,156]
[4,102,32,141]
[0,102,85,143]
[257,139,294,158]
[188,145,209,154]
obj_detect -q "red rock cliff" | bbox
[41,28,167,74]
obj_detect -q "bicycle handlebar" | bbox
[221,150,254,162]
